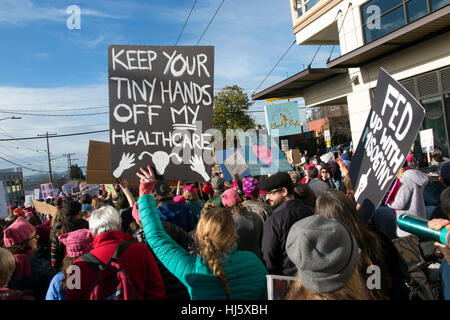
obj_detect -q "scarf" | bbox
[13,251,33,280]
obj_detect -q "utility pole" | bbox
[63,153,76,180]
[38,132,57,183]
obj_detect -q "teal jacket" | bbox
[138,194,268,300]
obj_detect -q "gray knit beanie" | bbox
[286,215,360,293]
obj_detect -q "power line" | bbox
[252,40,297,96]
[0,106,109,112]
[175,0,198,45]
[0,129,109,141]
[196,0,225,46]
[0,155,48,173]
[0,111,109,117]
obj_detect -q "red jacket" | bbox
[66,230,165,300]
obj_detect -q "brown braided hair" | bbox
[195,207,237,299]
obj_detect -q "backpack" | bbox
[79,240,142,300]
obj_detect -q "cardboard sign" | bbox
[40,183,55,199]
[108,45,215,182]
[237,130,292,176]
[86,140,140,186]
[264,102,301,137]
[349,68,426,216]
[32,200,59,217]
[214,147,250,181]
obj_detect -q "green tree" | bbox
[213,85,255,137]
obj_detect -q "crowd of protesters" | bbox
[0,144,450,301]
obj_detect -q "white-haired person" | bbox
[66,205,165,300]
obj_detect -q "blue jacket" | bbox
[157,200,196,233]
[138,194,268,300]
[45,271,66,300]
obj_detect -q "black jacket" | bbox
[261,198,313,276]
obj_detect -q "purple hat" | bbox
[242,177,260,197]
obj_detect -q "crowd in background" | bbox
[0,144,449,300]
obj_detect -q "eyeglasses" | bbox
[267,188,283,196]
[29,234,39,240]
[321,170,328,174]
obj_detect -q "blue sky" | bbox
[0,0,339,179]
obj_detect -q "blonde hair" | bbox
[286,269,370,300]
[287,171,301,184]
[0,247,16,287]
[195,207,237,299]
[51,211,63,228]
[183,190,198,201]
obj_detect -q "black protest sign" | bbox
[349,68,425,217]
[108,45,214,181]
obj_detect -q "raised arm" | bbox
[136,166,196,288]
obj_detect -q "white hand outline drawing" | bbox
[354,168,371,201]
[138,151,182,175]
[189,154,210,181]
[113,152,136,178]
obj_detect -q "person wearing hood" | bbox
[154,180,196,233]
[388,165,429,237]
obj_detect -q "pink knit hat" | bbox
[58,229,94,258]
[132,202,140,222]
[3,217,36,248]
[242,177,260,197]
[220,188,242,207]
[406,153,414,163]
[173,195,186,205]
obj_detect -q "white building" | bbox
[253,0,450,156]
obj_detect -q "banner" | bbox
[264,102,301,137]
[40,183,55,199]
[419,128,434,153]
[237,130,291,176]
[214,147,250,181]
[24,195,33,208]
[349,68,426,216]
[34,189,42,201]
[62,181,77,195]
[108,45,215,181]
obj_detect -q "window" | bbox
[360,0,450,44]
[407,0,429,22]
[431,0,450,11]
[401,67,450,157]
[295,0,320,17]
